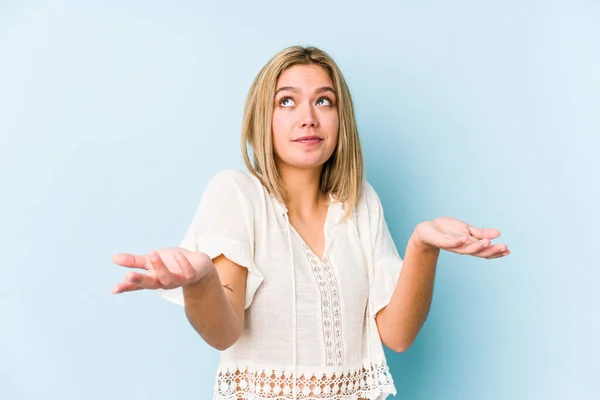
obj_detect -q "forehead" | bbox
[276,64,333,88]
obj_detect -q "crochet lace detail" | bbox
[214,362,395,400]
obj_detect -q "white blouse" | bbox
[159,169,404,400]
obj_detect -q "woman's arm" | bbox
[183,255,248,351]
[112,248,249,351]
[375,231,439,352]
[375,218,509,352]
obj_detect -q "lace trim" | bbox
[301,245,344,367]
[215,363,396,400]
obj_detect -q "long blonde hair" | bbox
[241,46,364,218]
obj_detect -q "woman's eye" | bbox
[279,97,295,107]
[316,97,332,106]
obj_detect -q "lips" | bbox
[292,136,323,143]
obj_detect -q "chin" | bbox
[280,158,329,171]
[276,149,335,171]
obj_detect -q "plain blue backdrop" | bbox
[1,0,598,399]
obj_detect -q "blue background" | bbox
[1,1,598,399]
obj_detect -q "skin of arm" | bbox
[375,228,440,353]
[374,217,506,352]
[182,254,248,351]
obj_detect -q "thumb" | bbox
[468,226,501,240]
[183,251,213,270]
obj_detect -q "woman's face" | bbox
[272,64,339,172]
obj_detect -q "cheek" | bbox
[324,113,340,140]
[271,113,283,138]
[271,111,292,156]
[272,111,293,138]
[326,115,339,155]
[322,108,339,129]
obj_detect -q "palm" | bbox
[416,217,510,259]
[111,247,212,294]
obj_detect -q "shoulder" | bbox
[203,169,270,216]
[207,168,256,186]
[352,180,387,228]
[206,169,263,196]
[359,180,383,210]
[360,180,377,199]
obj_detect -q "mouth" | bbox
[292,136,323,145]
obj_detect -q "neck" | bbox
[278,164,327,218]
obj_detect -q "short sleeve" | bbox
[158,170,264,309]
[366,184,404,315]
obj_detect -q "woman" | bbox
[111,46,510,400]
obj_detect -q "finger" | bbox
[112,253,149,270]
[468,226,501,240]
[472,244,508,258]
[148,251,176,287]
[486,249,511,259]
[173,250,197,282]
[111,282,144,294]
[125,271,160,289]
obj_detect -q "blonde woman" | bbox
[111,46,510,400]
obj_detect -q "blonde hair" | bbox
[241,45,364,218]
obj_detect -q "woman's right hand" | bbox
[111,248,214,294]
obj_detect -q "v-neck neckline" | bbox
[287,201,339,262]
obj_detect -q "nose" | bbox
[300,104,319,128]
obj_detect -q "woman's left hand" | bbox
[414,217,510,259]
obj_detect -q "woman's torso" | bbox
[214,171,395,400]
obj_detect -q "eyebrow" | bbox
[275,86,336,96]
